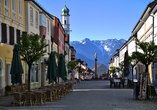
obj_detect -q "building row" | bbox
[0,0,76,91]
[109,0,157,85]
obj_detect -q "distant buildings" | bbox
[92,64,108,77]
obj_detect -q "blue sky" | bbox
[37,0,154,41]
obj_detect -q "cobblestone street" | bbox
[1,81,157,110]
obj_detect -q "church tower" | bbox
[61,1,70,35]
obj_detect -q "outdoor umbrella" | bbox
[10,44,23,85]
[47,51,58,84]
[58,53,67,81]
[123,50,130,77]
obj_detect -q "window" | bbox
[14,28,16,44]
[42,15,46,27]
[12,0,16,20]
[47,20,49,32]
[18,0,22,15]
[12,0,16,12]
[64,20,66,24]
[5,0,9,8]
[4,0,9,17]
[0,22,1,42]
[36,11,38,25]
[7,25,9,44]
[30,7,33,22]
[0,0,1,13]
[31,64,38,82]
[39,14,42,25]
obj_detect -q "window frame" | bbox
[18,0,22,15]
[30,7,33,22]
[35,11,38,25]
[47,20,49,32]
[42,14,46,27]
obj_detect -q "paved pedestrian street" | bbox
[1,81,157,110]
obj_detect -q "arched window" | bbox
[64,20,66,24]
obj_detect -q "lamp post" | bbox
[94,52,98,78]
[131,59,136,84]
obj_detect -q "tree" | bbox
[18,34,48,91]
[76,59,84,83]
[132,39,157,74]
[125,55,138,84]
[131,39,157,99]
[109,66,119,78]
[67,61,78,83]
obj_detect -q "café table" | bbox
[114,79,121,88]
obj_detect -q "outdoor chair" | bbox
[62,87,67,97]
[46,90,52,102]
[52,90,57,102]
[11,86,18,94]
[110,78,115,88]
[34,92,44,106]
[148,84,157,99]
[119,79,125,88]
[23,92,34,106]
[128,79,132,88]
[57,89,62,100]
[0,86,3,96]
[13,93,25,107]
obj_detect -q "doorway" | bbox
[6,63,11,86]
[0,58,4,89]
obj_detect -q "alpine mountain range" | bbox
[70,38,126,69]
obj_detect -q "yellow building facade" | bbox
[0,0,26,93]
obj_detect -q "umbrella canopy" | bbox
[123,50,130,77]
[58,53,67,81]
[47,51,58,84]
[10,44,23,85]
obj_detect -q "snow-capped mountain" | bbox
[70,38,126,69]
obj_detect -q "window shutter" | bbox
[16,29,20,43]
[9,26,14,45]
[2,23,7,43]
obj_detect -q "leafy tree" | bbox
[125,55,138,83]
[67,61,78,83]
[132,39,157,74]
[131,39,157,99]
[119,61,124,72]
[109,66,119,78]
[76,59,84,83]
[18,34,48,91]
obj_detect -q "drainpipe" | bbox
[150,14,154,84]
[150,14,154,41]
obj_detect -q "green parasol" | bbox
[10,44,23,85]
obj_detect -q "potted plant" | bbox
[5,85,11,96]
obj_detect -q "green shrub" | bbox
[5,85,11,91]
[95,77,98,79]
